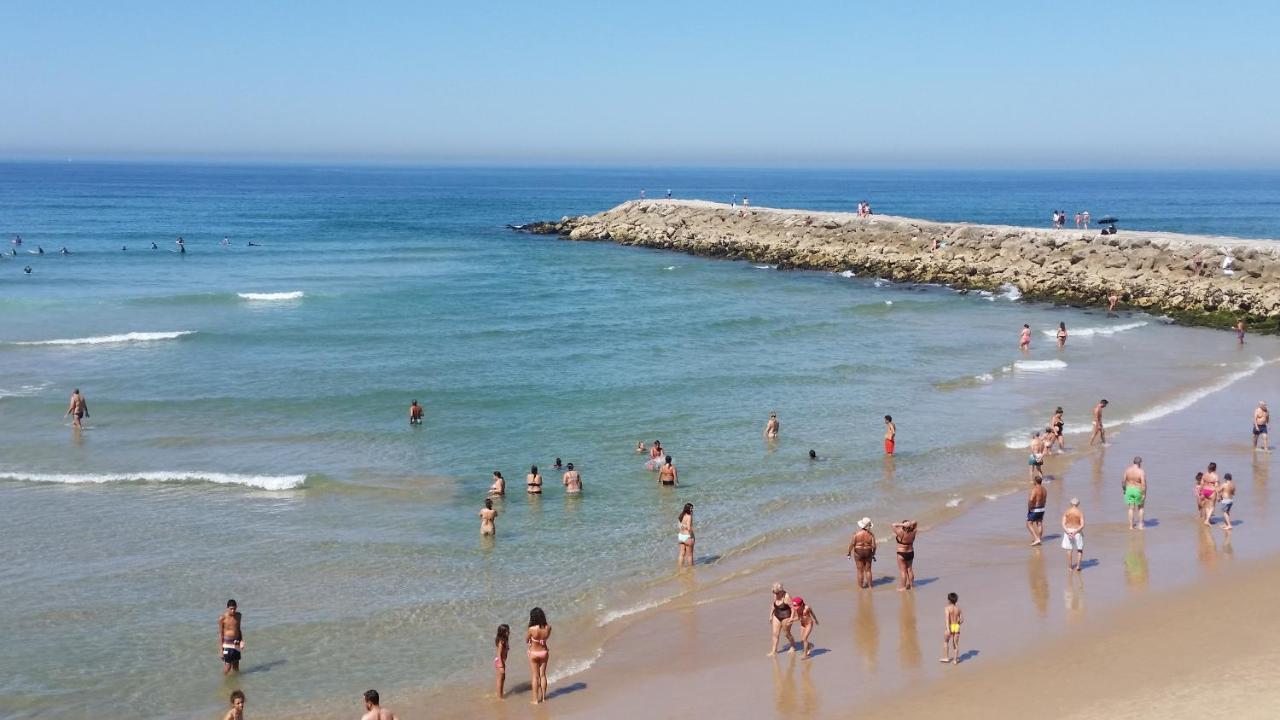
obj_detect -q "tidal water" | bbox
[1,164,1277,718]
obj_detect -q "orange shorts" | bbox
[885,439,895,455]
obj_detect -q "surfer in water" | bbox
[35,246,44,255]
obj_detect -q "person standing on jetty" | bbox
[677,503,695,567]
[1254,402,1270,451]
[408,400,423,425]
[361,689,398,720]
[884,415,896,455]
[768,583,797,656]
[764,412,780,439]
[1027,476,1047,545]
[1089,399,1109,446]
[892,520,918,590]
[526,608,551,704]
[1122,457,1147,530]
[1019,324,1032,352]
[940,593,964,664]
[562,463,582,494]
[219,599,243,674]
[64,388,89,429]
[846,518,877,588]
[1062,499,1085,571]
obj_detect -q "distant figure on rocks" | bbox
[666,189,672,199]
[1074,212,1082,228]
[743,196,750,207]
[1108,293,1119,313]
[731,194,737,207]
[1083,210,1091,229]
[640,188,646,200]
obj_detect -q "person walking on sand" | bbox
[408,400,423,425]
[219,599,243,675]
[562,463,582,494]
[768,583,797,656]
[1123,457,1147,530]
[658,456,678,486]
[493,624,510,699]
[479,498,497,536]
[223,690,245,720]
[1027,476,1047,545]
[526,608,551,705]
[846,518,877,589]
[1219,473,1236,530]
[1028,431,1045,482]
[526,465,542,495]
[1020,323,1032,352]
[1254,402,1270,452]
[1199,463,1220,526]
[1056,322,1068,349]
[1089,399,1109,446]
[1050,407,1066,452]
[940,592,964,664]
[1236,319,1246,345]
[884,415,896,455]
[1062,499,1085,571]
[361,689,398,720]
[488,471,505,497]
[790,597,820,658]
[64,388,89,429]
[893,520,918,590]
[764,412,780,439]
[677,503,695,567]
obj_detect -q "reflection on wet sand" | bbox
[1253,455,1269,520]
[1123,533,1148,590]
[1063,571,1085,623]
[853,592,879,671]
[1026,549,1049,617]
[882,455,896,484]
[898,592,921,669]
[770,651,822,718]
[1197,525,1220,570]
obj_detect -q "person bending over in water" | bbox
[790,597,819,658]
[526,465,542,495]
[1089,399,1108,446]
[892,520,918,590]
[493,624,510,699]
[764,412,780,438]
[526,608,551,705]
[65,388,89,430]
[408,400,423,425]
[677,503,695,567]
[768,583,797,656]
[562,463,582,494]
[479,498,497,536]
[223,690,245,720]
[361,689,398,720]
[658,456,678,486]
[940,593,964,664]
[219,599,243,674]
[846,518,877,588]
[488,471,505,497]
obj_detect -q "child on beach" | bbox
[494,624,509,699]
[223,690,245,720]
[940,593,963,664]
[1219,473,1235,530]
[790,597,820,658]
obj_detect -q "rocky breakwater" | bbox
[520,199,1280,331]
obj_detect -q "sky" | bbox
[2,0,1278,167]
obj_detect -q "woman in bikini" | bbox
[768,582,796,656]
[493,624,509,699]
[892,520,918,590]
[677,503,695,567]
[790,597,820,658]
[526,608,551,704]
[526,465,542,495]
[479,498,497,536]
[658,456,678,487]
[488,471,505,497]
[1050,407,1066,452]
[1056,322,1068,349]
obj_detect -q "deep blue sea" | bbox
[1,164,1277,718]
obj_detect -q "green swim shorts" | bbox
[1125,485,1145,507]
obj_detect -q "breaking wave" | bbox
[0,471,307,491]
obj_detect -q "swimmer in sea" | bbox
[940,592,963,664]
[764,412,780,439]
[408,400,423,425]
[223,690,245,720]
[1089,399,1108,447]
[64,388,89,430]
[846,518,876,589]
[151,242,158,250]
[636,441,646,454]
[677,503,695,567]
[1219,473,1235,530]
[1027,476,1047,545]
[1020,323,1032,352]
[552,457,563,471]
[809,449,817,460]
[1056,322,1067,349]
[562,463,582,494]
[1254,401,1270,452]
[884,415,896,455]
[790,597,819,658]
[1122,456,1147,530]
[59,247,71,255]
[526,465,542,495]
[479,498,497,536]
[526,608,551,705]
[892,520,918,590]
[247,241,259,246]
[219,599,243,675]
[658,456,678,486]
[361,689,398,720]
[488,471,505,497]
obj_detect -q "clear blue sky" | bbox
[3,0,1278,167]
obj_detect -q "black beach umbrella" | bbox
[1096,216,1119,225]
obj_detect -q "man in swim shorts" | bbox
[219,599,243,674]
[408,400,423,425]
[64,388,89,430]
[1026,476,1047,545]
[1122,456,1147,530]
[1089,399,1108,447]
[1027,431,1045,482]
[883,415,896,455]
[1062,499,1085,571]
[1254,401,1269,452]
[361,689,398,720]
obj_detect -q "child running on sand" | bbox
[494,624,509,699]
[790,597,820,658]
[940,592,963,664]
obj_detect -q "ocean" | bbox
[2,163,1278,718]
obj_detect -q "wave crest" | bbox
[1041,321,1147,338]
[238,291,304,301]
[11,331,195,346]
[0,471,306,490]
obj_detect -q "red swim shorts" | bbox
[885,439,895,455]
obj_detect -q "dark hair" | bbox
[679,503,693,521]
[530,607,548,627]
[808,449,817,459]
[1208,462,1217,471]
[1056,407,1063,413]
[530,465,538,475]
[364,689,380,705]
[411,400,417,405]
[493,471,503,479]
[1195,472,1203,481]
[1023,323,1029,328]
[230,690,245,703]
[495,624,510,647]
[1224,473,1233,480]
[665,455,672,464]
[484,498,493,510]
[1100,399,1109,405]
[1034,476,1043,484]
[884,415,892,422]
[73,388,80,393]
[226,599,237,608]
[1059,322,1066,329]
[566,463,574,470]
[555,457,561,464]
[947,592,959,603]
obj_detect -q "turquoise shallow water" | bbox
[1,164,1278,718]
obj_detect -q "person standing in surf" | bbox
[1050,407,1066,452]
[526,608,551,704]
[1019,324,1032,352]
[677,503,695,567]
[219,599,243,674]
[658,456,678,486]
[1089,399,1109,446]
[764,412,780,439]
[884,415,896,455]
[892,520,918,590]
[1236,318,1246,345]
[562,463,582,494]
[526,465,542,495]
[1056,322,1068,349]
[408,400,424,425]
[1254,401,1270,452]
[479,498,497,536]
[64,388,89,430]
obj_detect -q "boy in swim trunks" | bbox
[219,599,243,674]
[1219,473,1235,530]
[940,592,963,664]
[884,415,896,455]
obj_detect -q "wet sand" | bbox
[423,358,1280,719]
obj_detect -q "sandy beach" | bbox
[414,357,1280,719]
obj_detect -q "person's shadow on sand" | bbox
[870,576,896,588]
[956,649,980,664]
[240,659,287,674]
[546,682,587,700]
[913,577,940,587]
[1079,558,1100,570]
[802,648,831,659]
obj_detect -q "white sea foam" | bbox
[11,331,195,346]
[598,597,670,626]
[0,382,51,398]
[1041,321,1148,338]
[838,270,856,278]
[753,265,773,270]
[238,291,304,301]
[0,471,306,491]
[547,648,603,683]
[973,373,995,383]
[999,283,1023,301]
[884,300,893,305]
[1013,359,1068,372]
[945,498,963,508]
[663,265,677,271]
